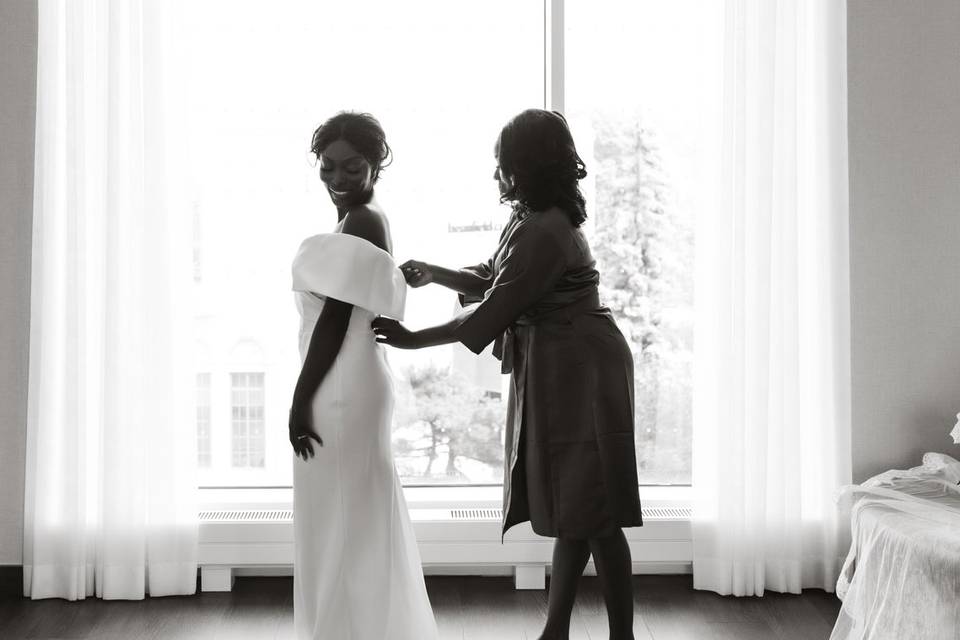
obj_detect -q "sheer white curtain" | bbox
[24,0,197,600]
[691,0,852,595]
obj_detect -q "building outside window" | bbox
[196,373,212,468]
[231,372,266,469]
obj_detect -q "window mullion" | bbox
[545,0,565,113]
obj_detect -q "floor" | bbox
[0,574,842,640]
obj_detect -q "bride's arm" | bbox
[289,297,352,458]
[291,299,352,411]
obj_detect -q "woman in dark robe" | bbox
[372,108,642,640]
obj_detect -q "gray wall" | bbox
[848,0,960,482]
[2,1,959,563]
[0,0,37,565]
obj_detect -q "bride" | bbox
[288,111,438,640]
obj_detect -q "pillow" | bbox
[921,452,960,485]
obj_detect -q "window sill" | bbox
[197,484,692,511]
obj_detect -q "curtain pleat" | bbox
[25,0,197,601]
[691,0,852,597]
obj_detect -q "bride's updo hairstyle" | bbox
[310,111,393,182]
[496,109,588,227]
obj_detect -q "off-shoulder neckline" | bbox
[301,232,394,259]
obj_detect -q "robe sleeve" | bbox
[291,233,407,320]
[457,211,522,305]
[457,257,495,306]
[453,222,567,354]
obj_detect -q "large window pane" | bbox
[566,0,718,484]
[185,1,543,487]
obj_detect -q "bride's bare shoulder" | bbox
[340,205,392,254]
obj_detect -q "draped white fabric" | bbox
[691,0,852,596]
[292,233,408,321]
[830,457,960,639]
[24,0,197,600]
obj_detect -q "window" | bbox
[231,372,266,468]
[196,373,212,468]
[185,0,700,488]
[564,0,712,484]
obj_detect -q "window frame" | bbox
[198,0,693,506]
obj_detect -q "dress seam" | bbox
[333,353,355,640]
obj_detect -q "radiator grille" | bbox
[447,507,691,521]
[199,506,691,523]
[199,509,292,522]
[450,508,502,520]
[643,506,691,519]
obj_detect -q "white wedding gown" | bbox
[291,232,438,640]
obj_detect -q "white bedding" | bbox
[830,454,960,640]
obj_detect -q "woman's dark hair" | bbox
[497,109,588,226]
[310,111,392,182]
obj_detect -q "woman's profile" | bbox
[288,111,438,640]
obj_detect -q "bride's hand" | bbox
[400,260,433,288]
[289,406,323,460]
[371,317,419,349]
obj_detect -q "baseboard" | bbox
[0,565,23,599]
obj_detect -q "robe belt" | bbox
[492,290,603,374]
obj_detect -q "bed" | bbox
[830,451,960,640]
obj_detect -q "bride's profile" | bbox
[288,111,438,640]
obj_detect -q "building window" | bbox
[231,372,265,468]
[196,373,212,468]
[192,201,202,283]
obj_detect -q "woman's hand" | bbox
[371,317,420,349]
[289,405,323,460]
[400,260,434,288]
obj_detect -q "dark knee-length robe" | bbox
[454,207,643,539]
